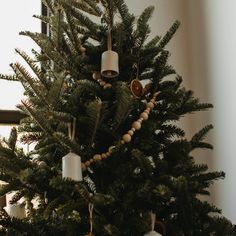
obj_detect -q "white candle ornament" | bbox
[101,25,119,78]
[62,152,83,181]
[144,211,162,236]
[144,231,161,236]
[8,203,26,219]
[101,50,119,78]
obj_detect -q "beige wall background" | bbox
[128,0,236,223]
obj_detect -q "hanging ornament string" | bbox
[89,203,94,236]
[101,0,119,78]
[150,211,156,231]
[68,117,76,141]
[108,0,114,42]
[63,117,83,181]
[81,91,159,171]
[107,28,112,51]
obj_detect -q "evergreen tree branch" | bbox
[158,20,180,49]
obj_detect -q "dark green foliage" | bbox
[0,0,235,235]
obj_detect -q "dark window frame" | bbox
[0,2,47,125]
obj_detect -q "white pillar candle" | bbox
[62,152,83,181]
[144,231,162,236]
[8,203,26,219]
[101,50,119,78]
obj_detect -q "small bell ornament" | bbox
[62,152,83,181]
[101,28,119,78]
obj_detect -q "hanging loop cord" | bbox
[68,117,76,141]
[89,203,94,235]
[107,0,113,51]
[150,211,156,231]
[133,62,140,79]
[107,27,112,51]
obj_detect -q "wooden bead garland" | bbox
[81,92,159,171]
[92,72,112,90]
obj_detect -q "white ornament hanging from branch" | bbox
[62,118,83,181]
[8,203,26,219]
[101,0,119,78]
[62,152,83,181]
[144,231,162,236]
[144,211,162,236]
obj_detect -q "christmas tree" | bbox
[0,1,235,235]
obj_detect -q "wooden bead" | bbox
[122,134,132,143]
[106,151,111,157]
[81,163,86,171]
[120,140,125,144]
[128,130,134,136]
[93,154,102,161]
[131,127,135,132]
[132,121,141,130]
[150,99,156,103]
[89,158,94,163]
[80,45,86,55]
[137,119,143,124]
[153,92,159,98]
[85,161,91,167]
[101,153,107,159]
[100,81,106,86]
[92,72,101,80]
[140,112,149,120]
[146,102,155,109]
[103,83,112,89]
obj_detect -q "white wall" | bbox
[202,0,236,223]
[0,0,40,138]
[0,0,40,110]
